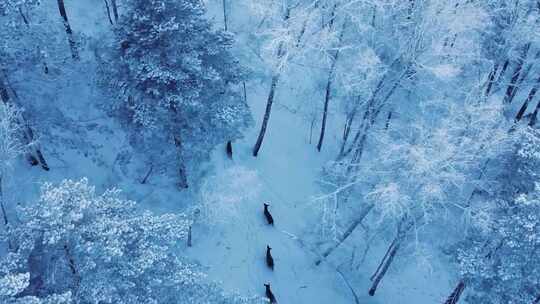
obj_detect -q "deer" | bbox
[264,283,277,303]
[266,245,274,270]
[263,203,274,225]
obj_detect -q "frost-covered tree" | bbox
[0,179,261,303]
[456,127,540,304]
[0,103,25,225]
[197,166,261,225]
[99,0,251,189]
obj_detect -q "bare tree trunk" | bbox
[317,70,334,151]
[253,73,281,157]
[315,203,374,265]
[338,59,404,159]
[19,6,29,25]
[339,98,360,157]
[140,163,153,184]
[369,237,397,281]
[498,59,510,81]
[187,225,192,247]
[443,280,466,304]
[515,75,540,122]
[243,81,247,103]
[368,239,400,296]
[103,0,114,25]
[0,176,8,226]
[528,98,540,126]
[222,0,228,31]
[345,78,401,172]
[368,218,411,296]
[484,62,499,97]
[110,0,118,22]
[253,7,300,157]
[57,0,79,60]
[317,20,346,152]
[174,135,189,189]
[503,43,530,104]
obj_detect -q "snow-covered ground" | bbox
[4,1,462,303]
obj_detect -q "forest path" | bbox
[185,83,366,303]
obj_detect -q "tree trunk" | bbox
[317,20,346,152]
[503,43,530,104]
[0,73,49,170]
[315,203,374,265]
[339,97,361,158]
[515,75,540,122]
[19,6,30,25]
[110,0,118,22]
[528,98,540,126]
[57,0,79,60]
[0,176,8,226]
[317,63,336,152]
[368,240,400,296]
[253,73,281,157]
[174,135,189,189]
[368,218,411,296]
[443,280,466,304]
[222,0,228,31]
[484,62,499,97]
[140,163,153,184]
[103,0,114,25]
[499,59,509,76]
[187,225,192,247]
[338,59,403,159]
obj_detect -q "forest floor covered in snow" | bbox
[2,1,473,303]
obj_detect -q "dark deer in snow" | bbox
[266,245,274,270]
[226,141,233,159]
[263,203,274,225]
[264,283,277,303]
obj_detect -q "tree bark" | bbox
[19,6,29,25]
[222,0,228,31]
[140,163,153,184]
[253,73,281,157]
[103,0,114,25]
[368,239,400,296]
[187,225,192,247]
[484,62,499,97]
[57,0,79,60]
[253,7,297,157]
[515,75,540,122]
[315,203,374,265]
[0,176,8,226]
[317,20,346,152]
[528,98,540,126]
[443,280,466,304]
[503,43,530,104]
[110,0,118,22]
[174,135,189,189]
